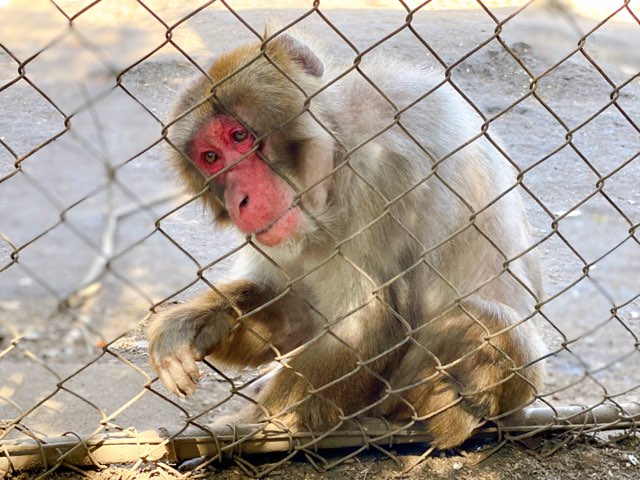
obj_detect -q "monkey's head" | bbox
[167,31,336,248]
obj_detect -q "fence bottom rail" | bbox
[1,403,639,473]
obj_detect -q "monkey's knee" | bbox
[403,299,543,447]
[424,362,540,449]
[451,298,543,403]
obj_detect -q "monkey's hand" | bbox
[147,302,232,397]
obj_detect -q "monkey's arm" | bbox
[147,280,316,397]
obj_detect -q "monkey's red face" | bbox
[190,115,302,247]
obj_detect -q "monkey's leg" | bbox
[147,280,318,397]
[242,304,408,432]
[387,297,543,449]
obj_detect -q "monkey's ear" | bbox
[268,33,324,78]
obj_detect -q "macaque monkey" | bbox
[148,26,545,449]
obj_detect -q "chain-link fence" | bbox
[1,0,639,478]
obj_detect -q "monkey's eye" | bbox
[203,151,218,163]
[232,130,248,142]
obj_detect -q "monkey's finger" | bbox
[176,350,201,385]
[156,362,184,398]
[165,356,198,397]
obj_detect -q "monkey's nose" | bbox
[239,196,249,208]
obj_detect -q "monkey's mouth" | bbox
[253,206,300,246]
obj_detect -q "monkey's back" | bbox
[314,56,541,315]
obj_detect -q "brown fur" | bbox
[149,29,545,449]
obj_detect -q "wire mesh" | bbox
[1,0,639,478]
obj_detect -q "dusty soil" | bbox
[1,1,640,478]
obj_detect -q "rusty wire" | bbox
[1,0,640,478]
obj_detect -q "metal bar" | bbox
[2,403,639,472]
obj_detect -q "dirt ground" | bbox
[1,0,640,478]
